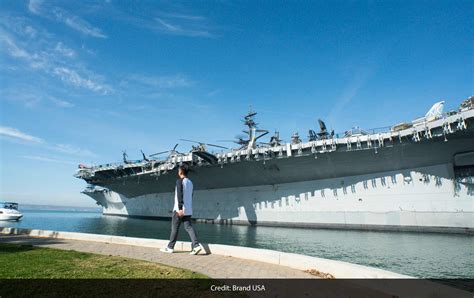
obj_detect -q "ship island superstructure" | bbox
[76,97,474,233]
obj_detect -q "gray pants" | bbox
[167,211,199,249]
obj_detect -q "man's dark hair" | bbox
[178,165,189,176]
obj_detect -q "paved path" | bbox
[0,235,317,279]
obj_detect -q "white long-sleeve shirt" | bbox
[173,177,193,216]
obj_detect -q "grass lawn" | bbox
[0,243,242,297]
[0,243,208,279]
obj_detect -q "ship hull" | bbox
[79,108,474,234]
[84,162,474,234]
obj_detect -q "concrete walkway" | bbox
[0,235,316,279]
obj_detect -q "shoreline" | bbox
[2,227,471,296]
[0,226,409,279]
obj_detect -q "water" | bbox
[2,209,473,279]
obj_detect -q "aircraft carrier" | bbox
[75,97,474,233]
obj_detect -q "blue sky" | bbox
[0,0,472,207]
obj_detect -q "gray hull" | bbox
[84,162,473,234]
[79,109,474,233]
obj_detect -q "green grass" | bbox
[0,243,248,297]
[0,243,208,279]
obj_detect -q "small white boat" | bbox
[0,202,23,221]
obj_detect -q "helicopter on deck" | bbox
[179,139,228,152]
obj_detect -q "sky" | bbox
[0,0,472,207]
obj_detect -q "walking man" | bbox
[160,165,203,255]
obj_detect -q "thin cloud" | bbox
[207,89,220,97]
[158,12,206,21]
[327,39,396,124]
[53,67,112,95]
[128,74,193,89]
[155,17,212,37]
[53,144,95,157]
[3,88,74,109]
[156,18,180,32]
[27,0,42,15]
[0,126,95,158]
[327,67,374,123]
[0,32,32,59]
[0,126,44,143]
[24,25,37,38]
[52,7,107,38]
[0,16,39,39]
[54,42,75,57]
[49,97,75,108]
[28,0,107,38]
[90,5,216,38]
[3,91,41,108]
[0,29,112,95]
[21,155,78,165]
